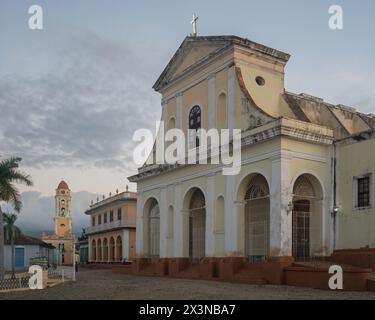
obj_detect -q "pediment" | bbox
[153,37,231,91]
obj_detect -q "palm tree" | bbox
[0,157,33,279]
[3,213,22,279]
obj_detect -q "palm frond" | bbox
[6,170,33,187]
[0,157,22,171]
[0,184,22,212]
[0,157,32,212]
[3,212,21,243]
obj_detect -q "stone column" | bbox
[208,74,216,130]
[270,154,293,257]
[227,66,235,132]
[159,186,167,258]
[123,229,130,261]
[161,101,167,133]
[175,93,182,129]
[107,242,110,263]
[114,239,118,262]
[88,237,92,262]
[234,200,246,256]
[181,210,190,257]
[135,195,144,256]
[205,174,215,256]
[101,243,104,263]
[225,175,238,254]
[173,183,183,257]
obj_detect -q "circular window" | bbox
[255,76,265,86]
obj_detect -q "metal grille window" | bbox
[149,202,160,258]
[292,200,310,259]
[189,105,201,148]
[357,176,370,208]
[98,215,102,225]
[292,175,316,261]
[104,212,107,223]
[189,189,206,262]
[117,208,122,220]
[110,210,113,222]
[244,175,270,262]
[92,217,95,226]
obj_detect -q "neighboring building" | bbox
[85,187,137,263]
[128,35,375,270]
[77,230,89,264]
[42,180,74,265]
[78,240,88,264]
[3,234,55,272]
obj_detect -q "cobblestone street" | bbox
[1,268,375,300]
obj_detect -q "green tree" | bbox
[3,213,22,279]
[0,157,33,279]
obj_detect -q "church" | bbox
[128,32,375,289]
[43,180,74,265]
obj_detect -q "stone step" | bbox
[367,273,375,291]
[176,265,200,279]
[233,265,268,285]
[232,277,268,285]
[112,265,133,274]
[138,265,156,276]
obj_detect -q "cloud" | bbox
[3,191,99,235]
[0,32,164,171]
[287,66,375,114]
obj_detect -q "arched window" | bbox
[216,93,227,129]
[169,117,176,130]
[189,105,201,148]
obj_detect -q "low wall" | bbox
[331,249,375,271]
[284,266,372,291]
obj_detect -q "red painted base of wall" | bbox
[129,251,375,292]
[218,257,245,281]
[200,258,221,279]
[112,265,133,274]
[168,258,190,276]
[285,264,372,291]
[155,258,169,276]
[132,258,150,273]
[84,263,121,269]
[331,249,375,270]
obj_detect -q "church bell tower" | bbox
[55,180,72,237]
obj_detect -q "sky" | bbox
[0,0,374,232]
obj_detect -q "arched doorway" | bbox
[97,239,102,262]
[116,236,122,262]
[148,199,160,259]
[109,237,115,262]
[244,174,270,262]
[188,188,206,262]
[91,240,96,261]
[292,174,323,260]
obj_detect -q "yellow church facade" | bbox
[129,35,375,278]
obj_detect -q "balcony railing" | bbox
[85,220,136,235]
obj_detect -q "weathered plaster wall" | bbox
[337,138,375,249]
